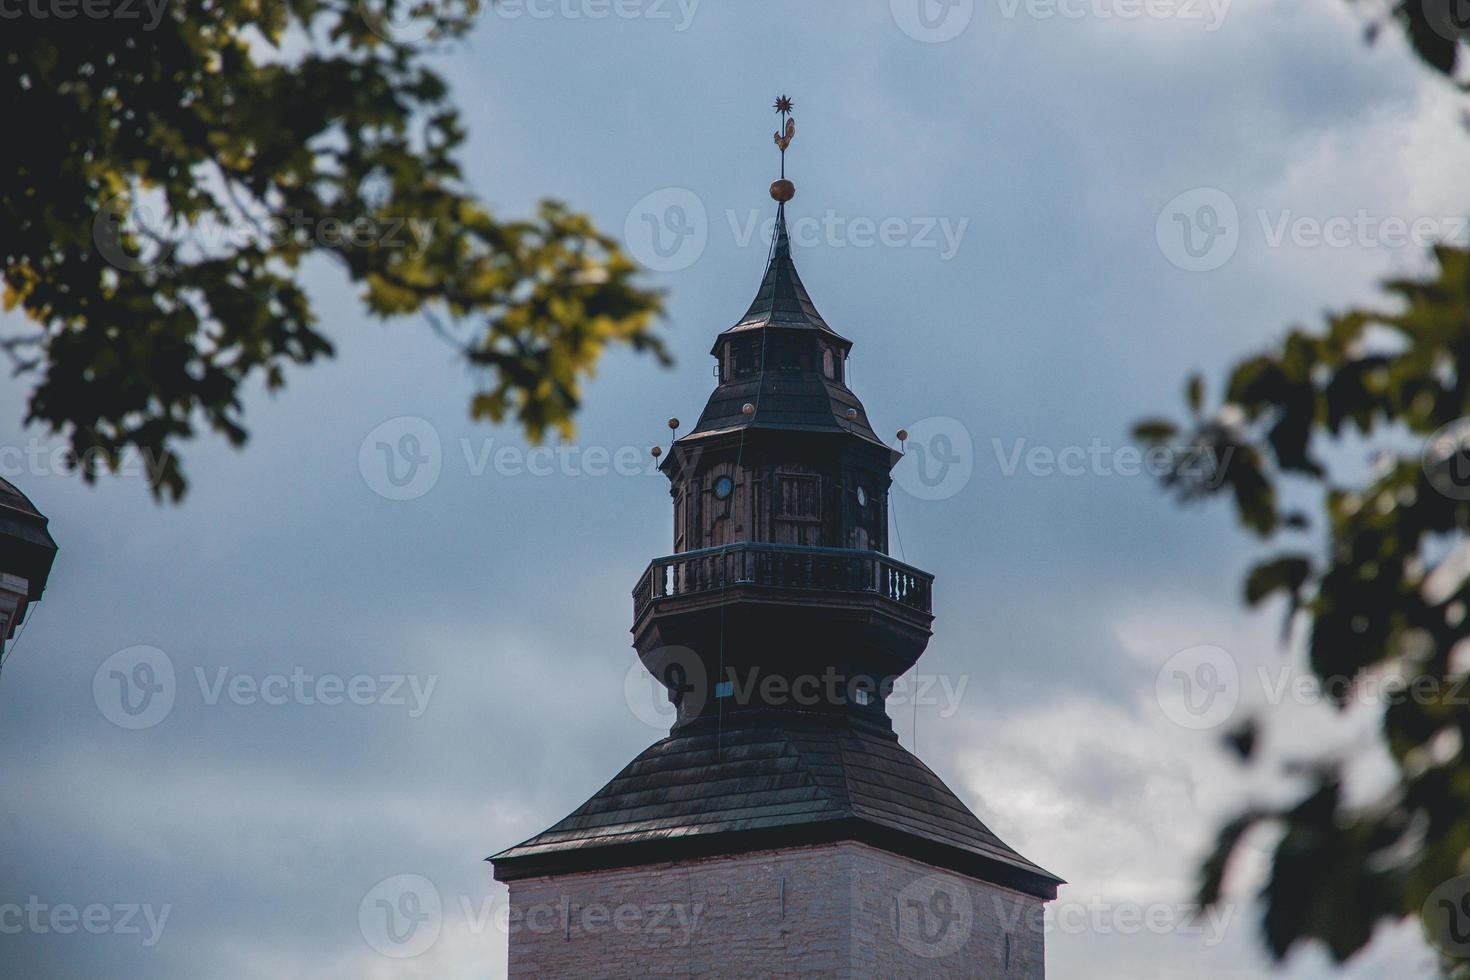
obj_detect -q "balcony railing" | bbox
[633,543,933,621]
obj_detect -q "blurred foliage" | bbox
[1139,248,1470,970]
[1137,6,1470,972]
[1,1,666,500]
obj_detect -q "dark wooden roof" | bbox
[685,373,887,449]
[682,204,888,451]
[0,477,57,603]
[717,203,849,345]
[490,717,1062,898]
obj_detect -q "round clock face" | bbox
[856,486,868,508]
[714,476,734,500]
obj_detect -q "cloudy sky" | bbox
[3,1,1468,976]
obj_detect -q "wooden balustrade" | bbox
[633,543,932,621]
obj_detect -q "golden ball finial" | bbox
[650,446,663,459]
[896,428,909,442]
[770,179,796,203]
[667,417,680,430]
[741,403,755,417]
[845,408,858,421]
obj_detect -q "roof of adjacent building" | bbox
[0,477,58,602]
[490,717,1062,898]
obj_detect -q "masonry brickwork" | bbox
[505,841,1045,979]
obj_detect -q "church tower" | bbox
[491,99,1060,978]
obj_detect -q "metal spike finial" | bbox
[770,95,796,202]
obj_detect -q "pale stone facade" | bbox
[505,842,1045,979]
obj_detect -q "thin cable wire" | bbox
[890,473,907,564]
[716,206,781,761]
[0,604,37,680]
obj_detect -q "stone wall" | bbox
[504,841,1046,978]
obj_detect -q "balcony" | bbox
[633,542,933,623]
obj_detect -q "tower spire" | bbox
[490,109,1064,969]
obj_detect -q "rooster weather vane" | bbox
[770,94,797,203]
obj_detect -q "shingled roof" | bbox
[490,717,1062,899]
[679,204,888,450]
[715,203,849,345]
[0,477,57,605]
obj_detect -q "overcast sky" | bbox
[3,1,1467,976]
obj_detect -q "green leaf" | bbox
[1187,373,1205,413]
[1244,554,1313,606]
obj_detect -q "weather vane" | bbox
[771,94,796,203]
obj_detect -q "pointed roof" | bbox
[673,202,890,453]
[717,204,850,347]
[490,718,1062,898]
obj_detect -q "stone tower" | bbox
[491,105,1060,977]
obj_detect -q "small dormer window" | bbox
[730,340,762,378]
[778,339,801,373]
[822,346,835,379]
[856,486,868,508]
[714,476,734,500]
